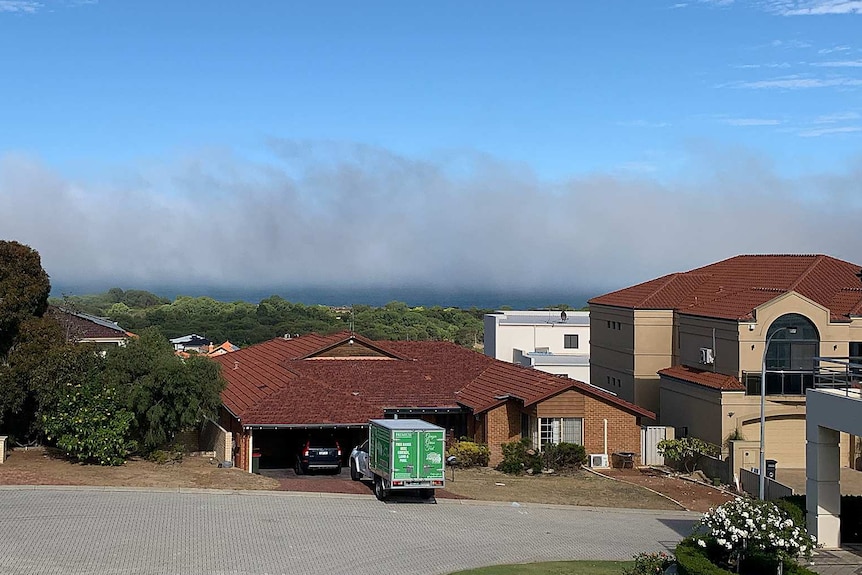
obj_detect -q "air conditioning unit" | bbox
[699,347,715,365]
[589,453,609,468]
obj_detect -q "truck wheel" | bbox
[349,461,360,481]
[294,459,304,476]
[374,476,388,501]
[420,488,434,500]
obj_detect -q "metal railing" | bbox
[812,357,862,397]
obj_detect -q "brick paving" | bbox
[0,486,698,575]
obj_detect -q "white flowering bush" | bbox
[692,497,816,570]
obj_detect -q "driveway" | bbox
[0,486,698,575]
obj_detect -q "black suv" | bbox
[294,435,342,474]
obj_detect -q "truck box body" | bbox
[368,419,445,491]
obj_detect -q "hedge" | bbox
[675,539,817,575]
[780,494,862,543]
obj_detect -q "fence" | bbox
[200,419,232,464]
[641,426,673,466]
[739,467,794,500]
[697,454,731,485]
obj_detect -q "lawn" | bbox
[443,466,682,510]
[448,560,633,574]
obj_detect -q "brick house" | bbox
[212,332,652,472]
[47,306,135,348]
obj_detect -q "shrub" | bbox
[623,551,674,575]
[42,381,136,466]
[496,438,542,475]
[446,441,490,467]
[148,448,184,465]
[657,437,719,473]
[691,498,815,571]
[542,442,587,470]
[675,537,817,575]
[779,494,862,543]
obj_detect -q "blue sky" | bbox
[1,1,861,298]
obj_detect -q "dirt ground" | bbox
[0,448,734,512]
[0,447,279,490]
[598,467,736,513]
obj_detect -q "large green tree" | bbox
[0,240,51,359]
[103,328,226,452]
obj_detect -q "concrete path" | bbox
[0,486,698,575]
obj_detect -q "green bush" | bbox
[496,438,542,475]
[446,441,490,467]
[657,437,719,473]
[775,496,806,527]
[675,538,817,575]
[622,551,674,575]
[42,381,136,466]
[542,442,587,470]
[779,494,862,543]
[148,448,184,465]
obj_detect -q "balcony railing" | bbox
[811,357,862,397]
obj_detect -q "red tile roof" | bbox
[213,331,654,426]
[589,254,862,322]
[658,365,745,391]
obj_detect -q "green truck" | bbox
[365,419,446,501]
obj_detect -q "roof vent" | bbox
[233,361,239,370]
[283,333,291,340]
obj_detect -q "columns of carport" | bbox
[806,389,862,549]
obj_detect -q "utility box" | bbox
[765,459,777,480]
[367,419,445,501]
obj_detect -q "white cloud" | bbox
[812,60,862,67]
[733,62,792,69]
[798,126,862,136]
[819,46,852,54]
[768,0,862,15]
[815,111,862,123]
[0,1,42,12]
[722,118,782,126]
[730,75,862,88]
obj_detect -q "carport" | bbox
[249,424,369,471]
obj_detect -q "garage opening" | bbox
[252,426,368,471]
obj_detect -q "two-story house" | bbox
[484,310,591,383]
[589,254,862,469]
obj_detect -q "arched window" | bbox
[764,313,819,395]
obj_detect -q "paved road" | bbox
[0,486,699,575]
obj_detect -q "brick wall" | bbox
[582,395,641,459]
[485,401,523,466]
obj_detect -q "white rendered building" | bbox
[484,310,590,383]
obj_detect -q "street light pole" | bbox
[759,325,796,500]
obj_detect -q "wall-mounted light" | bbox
[834,345,838,351]
[751,344,755,351]
[728,411,735,418]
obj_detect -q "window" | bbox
[531,417,583,449]
[564,334,579,349]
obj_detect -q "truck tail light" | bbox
[302,442,309,458]
[432,480,443,486]
[336,441,342,456]
[393,480,403,486]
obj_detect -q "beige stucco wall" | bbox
[737,292,849,374]
[677,315,740,375]
[659,377,726,446]
[632,309,674,417]
[589,305,636,399]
